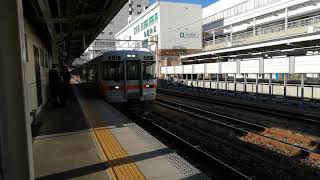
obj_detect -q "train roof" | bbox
[72,50,155,71]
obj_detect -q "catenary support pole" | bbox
[203,73,205,88]
[284,74,287,100]
[225,74,228,91]
[256,74,259,96]
[209,74,212,89]
[301,73,305,104]
[234,74,237,93]
[217,74,219,90]
[244,74,247,93]
[269,73,272,97]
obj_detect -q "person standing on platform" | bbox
[60,66,71,106]
[49,65,60,106]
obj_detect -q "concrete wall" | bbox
[159,2,202,50]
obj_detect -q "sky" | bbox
[148,0,218,8]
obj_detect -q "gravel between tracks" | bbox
[147,102,320,180]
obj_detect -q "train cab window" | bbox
[143,61,156,80]
[103,61,124,81]
[126,61,140,80]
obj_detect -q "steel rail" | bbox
[155,98,320,156]
[140,116,252,180]
[157,89,320,124]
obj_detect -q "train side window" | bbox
[103,62,124,81]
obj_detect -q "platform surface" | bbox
[33,94,109,180]
[74,85,209,180]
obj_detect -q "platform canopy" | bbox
[23,0,127,65]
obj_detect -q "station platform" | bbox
[33,85,208,180]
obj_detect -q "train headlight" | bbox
[114,86,120,90]
[145,84,153,88]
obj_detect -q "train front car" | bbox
[99,50,157,114]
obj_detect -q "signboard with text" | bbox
[179,32,200,38]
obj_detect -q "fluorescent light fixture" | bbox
[252,52,262,55]
[114,86,120,90]
[280,49,295,52]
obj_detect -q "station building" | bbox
[201,0,320,52]
[160,0,320,100]
[115,1,203,67]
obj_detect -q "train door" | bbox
[126,60,142,99]
[33,45,42,106]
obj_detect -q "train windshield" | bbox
[103,61,124,81]
[126,61,140,80]
[143,61,156,80]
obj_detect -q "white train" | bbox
[73,50,157,113]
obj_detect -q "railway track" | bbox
[157,88,320,124]
[155,97,320,157]
[139,116,252,180]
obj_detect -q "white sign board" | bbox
[295,55,320,73]
[264,57,289,73]
[240,60,260,74]
[183,65,193,74]
[221,61,237,74]
[174,66,183,74]
[193,64,205,74]
[167,66,174,74]
[206,63,220,74]
[160,67,167,74]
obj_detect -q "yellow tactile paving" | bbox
[83,103,146,180]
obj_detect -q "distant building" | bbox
[86,0,148,59]
[115,1,202,67]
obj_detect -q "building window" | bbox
[144,20,148,29]
[149,15,155,25]
[109,32,113,35]
[129,11,132,15]
[141,22,144,30]
[155,13,158,23]
[153,26,156,33]
[137,11,141,15]
[137,4,141,7]
[101,31,105,35]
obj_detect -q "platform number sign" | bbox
[180,32,185,38]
